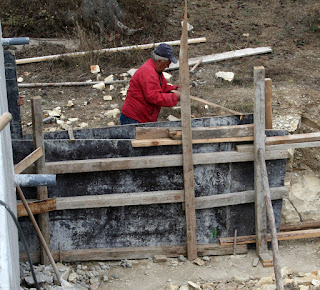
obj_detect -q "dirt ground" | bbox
[6,0,320,288]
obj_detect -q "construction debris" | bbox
[215,71,235,82]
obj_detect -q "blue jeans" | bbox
[120,113,140,125]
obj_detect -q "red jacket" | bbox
[121,58,179,123]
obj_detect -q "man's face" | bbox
[157,60,171,73]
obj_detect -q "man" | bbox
[120,43,180,124]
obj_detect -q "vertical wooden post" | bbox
[179,0,197,261]
[265,78,273,129]
[254,67,271,266]
[31,96,50,265]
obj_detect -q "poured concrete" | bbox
[13,114,287,257]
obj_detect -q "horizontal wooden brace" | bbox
[52,187,287,211]
[17,198,56,217]
[237,141,320,152]
[20,243,248,263]
[219,228,320,246]
[44,150,289,174]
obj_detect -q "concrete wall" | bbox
[0,24,19,289]
[13,115,287,257]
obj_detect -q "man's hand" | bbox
[171,90,181,101]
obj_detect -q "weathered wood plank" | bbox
[265,78,273,129]
[168,47,273,71]
[56,190,184,210]
[169,124,254,140]
[31,96,50,265]
[14,147,43,174]
[180,1,197,261]
[266,132,320,145]
[20,243,248,263]
[17,198,56,217]
[135,127,175,140]
[131,136,255,147]
[44,150,289,174]
[237,140,320,152]
[219,229,320,246]
[254,66,269,261]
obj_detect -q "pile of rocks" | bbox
[20,256,320,290]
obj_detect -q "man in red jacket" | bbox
[120,43,180,124]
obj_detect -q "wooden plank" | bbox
[189,59,202,74]
[31,96,50,265]
[195,187,287,210]
[54,186,287,211]
[131,136,255,147]
[17,198,56,217]
[14,147,43,174]
[20,244,248,263]
[168,47,273,71]
[169,124,254,140]
[190,95,242,115]
[44,150,289,174]
[56,190,184,210]
[281,220,320,232]
[254,66,269,261]
[135,127,174,140]
[266,132,320,145]
[180,0,197,261]
[16,37,207,65]
[0,112,12,132]
[258,149,283,284]
[219,229,320,246]
[265,78,273,129]
[136,124,254,140]
[67,125,75,142]
[237,140,320,153]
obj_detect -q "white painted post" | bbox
[0,21,20,288]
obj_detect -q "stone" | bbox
[170,260,179,267]
[110,104,119,109]
[193,258,205,266]
[43,116,55,124]
[80,122,89,128]
[120,87,128,96]
[312,279,320,286]
[90,65,100,74]
[177,255,187,262]
[17,77,24,82]
[109,85,115,91]
[272,114,301,132]
[92,82,105,90]
[103,95,112,101]
[104,74,114,82]
[215,71,235,82]
[201,284,215,290]
[67,100,74,107]
[252,257,259,267]
[127,68,138,76]
[281,266,293,278]
[48,110,61,117]
[166,283,179,290]
[25,273,53,286]
[153,255,167,263]
[105,108,120,118]
[281,198,301,224]
[112,274,119,279]
[57,120,64,125]
[107,122,115,126]
[181,20,193,31]
[187,281,201,289]
[103,275,109,282]
[68,117,79,122]
[257,277,274,287]
[261,285,276,290]
[68,272,78,283]
[167,115,180,122]
[202,256,210,261]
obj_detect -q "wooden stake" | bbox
[253,66,270,264]
[180,0,197,261]
[31,96,50,265]
[16,187,61,285]
[258,149,284,289]
[189,59,202,74]
[265,78,273,129]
